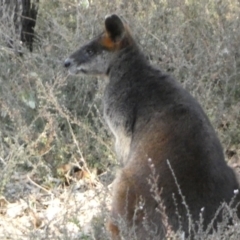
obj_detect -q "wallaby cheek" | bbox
[86,52,111,74]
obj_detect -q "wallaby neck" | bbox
[107,45,149,79]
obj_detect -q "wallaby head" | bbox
[64,14,133,75]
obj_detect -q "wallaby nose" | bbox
[64,58,72,68]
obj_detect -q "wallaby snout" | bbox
[64,58,72,68]
[64,57,80,75]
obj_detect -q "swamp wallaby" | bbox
[64,14,240,239]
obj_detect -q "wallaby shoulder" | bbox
[104,44,212,134]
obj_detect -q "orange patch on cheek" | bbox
[100,34,117,50]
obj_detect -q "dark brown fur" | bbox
[64,15,240,239]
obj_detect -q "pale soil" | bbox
[0,171,111,240]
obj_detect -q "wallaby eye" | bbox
[85,48,94,56]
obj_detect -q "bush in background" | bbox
[0,0,240,239]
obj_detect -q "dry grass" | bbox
[0,0,240,239]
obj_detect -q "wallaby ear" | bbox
[105,14,125,42]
